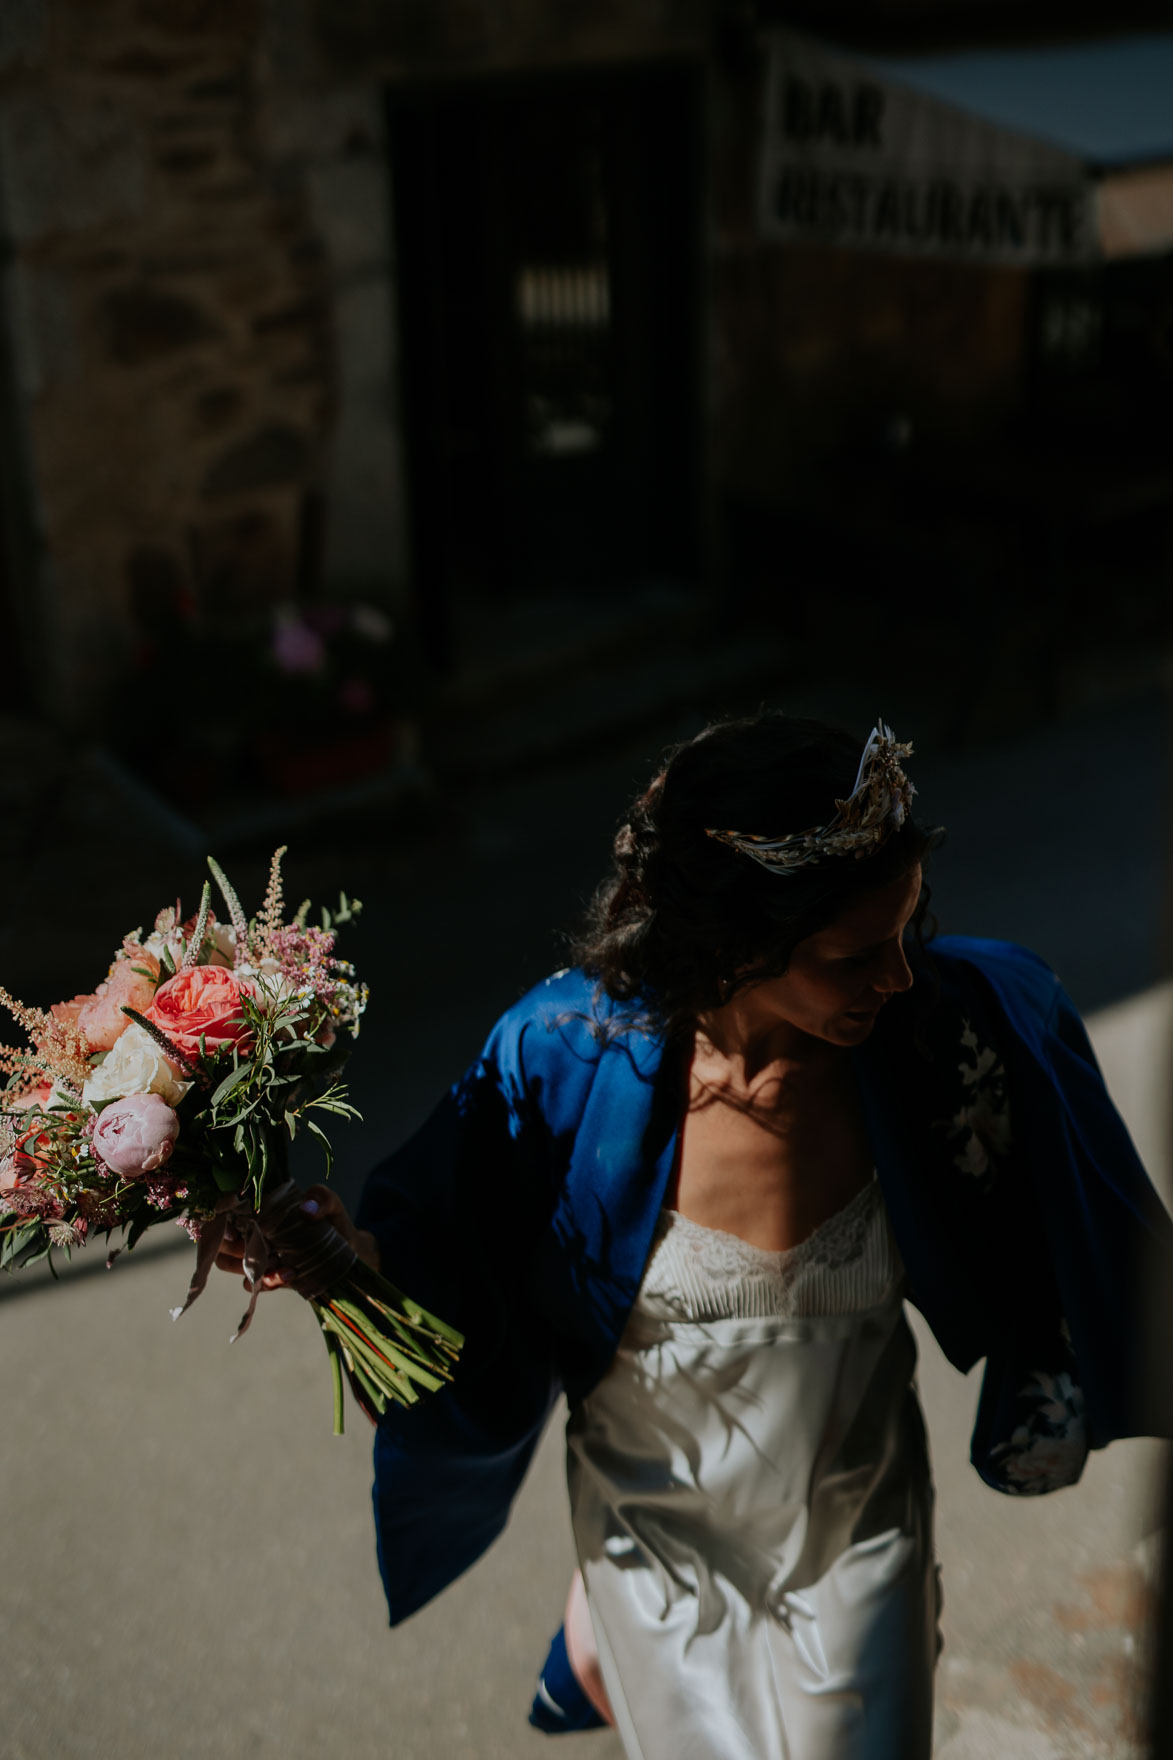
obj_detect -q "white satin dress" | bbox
[565,1178,941,1760]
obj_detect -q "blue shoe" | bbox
[528,1624,606,1734]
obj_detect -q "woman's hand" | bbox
[213,1184,381,1289]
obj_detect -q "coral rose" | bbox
[93,1092,179,1177]
[145,966,254,1062]
[49,996,88,1029]
[67,953,162,1053]
[10,1081,54,1113]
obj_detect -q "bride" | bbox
[220,712,1171,1758]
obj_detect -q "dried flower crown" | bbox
[705,721,916,875]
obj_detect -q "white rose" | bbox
[205,921,237,967]
[235,960,295,1008]
[144,920,238,968]
[142,927,183,963]
[83,1025,191,1109]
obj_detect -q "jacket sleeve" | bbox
[355,1014,562,1625]
[1033,980,1173,1446]
[969,966,1173,1493]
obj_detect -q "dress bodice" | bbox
[566,1173,934,1760]
[635,1176,905,1323]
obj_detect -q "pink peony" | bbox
[71,953,161,1053]
[93,1092,179,1177]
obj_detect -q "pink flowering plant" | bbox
[0,849,461,1433]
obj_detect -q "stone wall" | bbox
[0,0,406,724]
[305,0,708,80]
[0,0,1057,727]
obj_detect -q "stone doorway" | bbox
[387,62,704,672]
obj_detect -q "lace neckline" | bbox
[634,1174,898,1320]
[660,1174,880,1273]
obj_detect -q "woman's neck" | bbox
[693,998,843,1090]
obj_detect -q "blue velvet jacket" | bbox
[356,937,1173,1627]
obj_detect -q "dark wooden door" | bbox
[388,64,703,668]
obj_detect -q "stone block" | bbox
[3,260,78,398]
[189,505,297,613]
[306,157,393,278]
[201,424,310,497]
[263,0,318,82]
[0,94,147,241]
[263,85,385,167]
[134,0,261,39]
[270,360,325,389]
[322,411,408,596]
[183,71,249,104]
[0,0,46,73]
[98,285,222,365]
[195,385,246,432]
[333,274,395,393]
[251,298,325,337]
[96,46,194,81]
[155,143,221,177]
[139,246,238,275]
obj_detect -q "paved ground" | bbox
[1,678,1170,1757]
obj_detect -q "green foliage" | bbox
[0,1219,50,1271]
[206,855,249,949]
[320,891,362,933]
[175,988,361,1206]
[182,883,213,972]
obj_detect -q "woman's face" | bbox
[738,863,923,1050]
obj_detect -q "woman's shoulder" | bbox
[493,966,606,1042]
[487,967,661,1080]
[510,965,600,1013]
[920,935,1066,1034]
[465,969,664,1142]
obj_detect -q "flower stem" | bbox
[320,1318,347,1436]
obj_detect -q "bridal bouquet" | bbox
[0,849,461,1432]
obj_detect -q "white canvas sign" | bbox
[758,32,1097,264]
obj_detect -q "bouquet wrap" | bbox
[173,1177,358,1330]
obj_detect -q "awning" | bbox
[758,31,1173,264]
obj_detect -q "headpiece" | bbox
[705,720,916,875]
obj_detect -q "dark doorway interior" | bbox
[387,63,704,671]
[0,286,35,714]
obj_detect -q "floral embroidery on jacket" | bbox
[985,1362,1089,1495]
[939,1018,1012,1192]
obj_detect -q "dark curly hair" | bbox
[570,712,942,1038]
